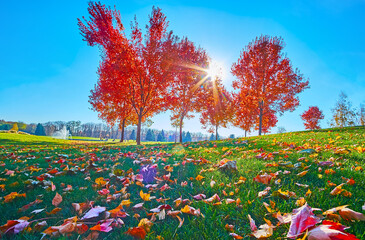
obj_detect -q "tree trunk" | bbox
[136,114,142,145]
[120,118,126,142]
[215,125,218,140]
[179,116,184,143]
[245,130,247,138]
[175,126,177,143]
[258,104,263,136]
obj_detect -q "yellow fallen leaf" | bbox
[139,190,150,201]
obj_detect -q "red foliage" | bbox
[301,106,324,130]
[78,2,177,145]
[170,38,208,142]
[200,81,233,140]
[231,35,309,135]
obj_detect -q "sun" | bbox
[206,60,223,80]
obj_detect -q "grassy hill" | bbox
[0,127,364,239]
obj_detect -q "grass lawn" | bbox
[0,128,364,239]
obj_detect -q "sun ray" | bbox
[192,75,209,92]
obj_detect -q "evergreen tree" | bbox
[129,129,136,140]
[157,130,166,142]
[0,124,10,130]
[145,129,155,141]
[185,131,192,142]
[229,134,235,139]
[35,123,46,136]
[209,133,215,141]
[182,131,186,142]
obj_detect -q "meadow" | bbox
[0,127,364,239]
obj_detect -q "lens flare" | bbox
[206,60,223,80]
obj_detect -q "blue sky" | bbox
[1,0,364,137]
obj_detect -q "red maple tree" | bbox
[89,58,136,142]
[78,2,177,145]
[301,106,324,130]
[231,35,309,135]
[200,80,233,140]
[170,37,208,143]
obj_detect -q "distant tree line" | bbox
[0,120,210,142]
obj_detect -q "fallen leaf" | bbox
[308,220,359,240]
[52,192,62,207]
[126,227,147,239]
[140,190,151,201]
[287,203,321,239]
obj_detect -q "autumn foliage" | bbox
[169,38,208,142]
[79,2,177,145]
[79,3,312,141]
[301,106,324,130]
[200,81,233,140]
[232,35,309,135]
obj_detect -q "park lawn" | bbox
[0,127,364,239]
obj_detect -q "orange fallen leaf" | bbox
[4,192,26,203]
[46,207,62,215]
[126,227,146,239]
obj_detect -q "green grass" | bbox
[0,128,364,239]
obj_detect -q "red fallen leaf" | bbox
[126,227,147,239]
[90,219,113,232]
[308,220,360,240]
[160,184,171,192]
[138,218,153,233]
[18,199,43,212]
[225,223,234,232]
[253,173,274,185]
[193,193,206,200]
[36,176,45,182]
[151,204,172,213]
[48,169,59,175]
[287,203,321,239]
[0,219,29,234]
[158,205,171,211]
[52,192,62,207]
[98,188,110,195]
[341,177,355,185]
[248,214,257,232]
[75,223,88,234]
[51,182,56,191]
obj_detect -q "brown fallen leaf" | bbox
[52,192,62,207]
